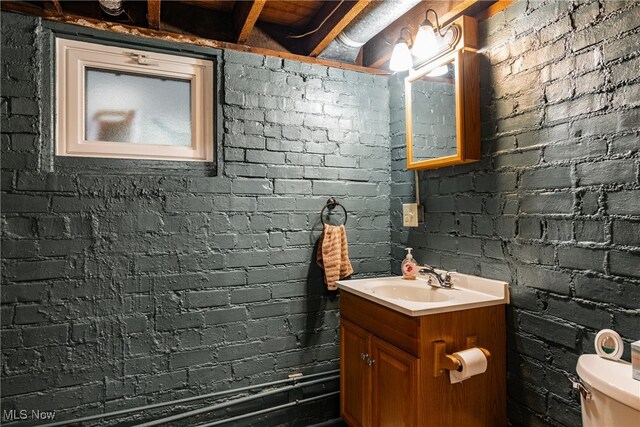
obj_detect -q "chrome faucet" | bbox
[418,265,453,288]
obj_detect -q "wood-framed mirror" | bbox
[405,16,480,170]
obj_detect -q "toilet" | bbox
[576,354,640,426]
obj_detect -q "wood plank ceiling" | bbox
[0,0,505,72]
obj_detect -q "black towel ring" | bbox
[320,197,348,226]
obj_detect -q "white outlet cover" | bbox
[403,203,419,227]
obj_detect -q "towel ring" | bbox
[320,197,348,226]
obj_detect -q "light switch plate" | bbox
[403,203,419,227]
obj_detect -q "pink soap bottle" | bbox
[401,248,417,280]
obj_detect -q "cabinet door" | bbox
[371,336,420,427]
[341,320,372,427]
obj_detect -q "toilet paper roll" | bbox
[449,347,488,384]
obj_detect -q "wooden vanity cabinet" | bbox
[341,320,372,427]
[341,320,420,427]
[340,291,506,427]
[371,336,420,427]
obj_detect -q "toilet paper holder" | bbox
[433,335,491,377]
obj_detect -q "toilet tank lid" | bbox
[577,354,640,411]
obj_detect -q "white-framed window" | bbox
[56,38,214,162]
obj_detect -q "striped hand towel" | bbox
[316,224,353,290]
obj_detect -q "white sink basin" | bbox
[336,272,509,316]
[369,280,450,303]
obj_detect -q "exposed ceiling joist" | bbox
[304,0,373,57]
[363,0,496,68]
[438,0,499,25]
[234,0,267,44]
[475,0,511,21]
[44,0,62,15]
[147,0,161,30]
[1,0,500,72]
[0,1,388,75]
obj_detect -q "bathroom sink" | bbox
[336,273,509,316]
[369,282,449,303]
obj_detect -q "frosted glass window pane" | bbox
[85,69,192,146]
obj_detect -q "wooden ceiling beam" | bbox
[234,0,267,44]
[304,0,373,57]
[438,0,499,25]
[476,0,512,21]
[44,0,62,15]
[147,0,161,30]
[362,0,497,69]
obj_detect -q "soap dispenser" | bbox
[401,248,417,280]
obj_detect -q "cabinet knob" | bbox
[360,352,368,360]
[367,358,375,366]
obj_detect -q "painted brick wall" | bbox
[390,0,639,425]
[0,12,390,424]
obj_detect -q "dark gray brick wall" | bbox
[1,12,390,424]
[390,1,639,426]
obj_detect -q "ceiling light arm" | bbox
[399,27,413,45]
[425,8,447,37]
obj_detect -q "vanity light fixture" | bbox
[389,27,414,72]
[412,9,461,68]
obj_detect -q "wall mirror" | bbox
[404,16,479,170]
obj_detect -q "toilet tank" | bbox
[576,354,640,427]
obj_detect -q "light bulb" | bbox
[389,39,412,72]
[427,65,449,77]
[411,22,438,60]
